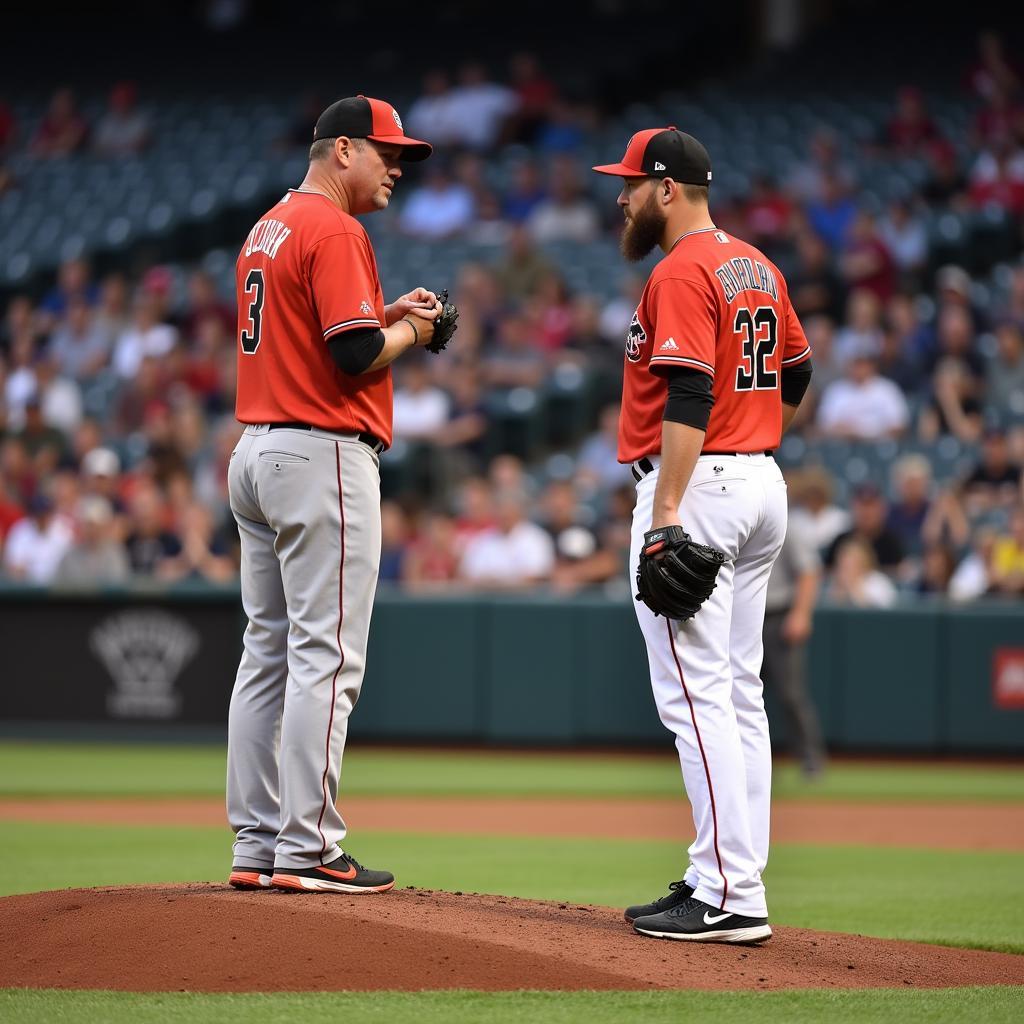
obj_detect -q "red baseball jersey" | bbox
[618,227,811,463]
[235,188,393,444]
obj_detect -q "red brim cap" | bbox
[366,96,432,161]
[592,128,662,177]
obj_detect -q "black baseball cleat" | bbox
[272,851,395,893]
[632,896,772,944]
[623,879,694,924]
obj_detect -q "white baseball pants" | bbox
[631,452,787,918]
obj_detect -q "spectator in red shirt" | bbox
[31,88,89,158]
[743,175,794,255]
[508,52,557,144]
[884,87,942,154]
[839,211,896,303]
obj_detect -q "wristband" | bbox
[403,317,419,345]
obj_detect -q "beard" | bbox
[620,190,666,262]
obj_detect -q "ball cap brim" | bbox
[593,127,712,185]
[314,95,432,161]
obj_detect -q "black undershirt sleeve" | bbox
[327,325,386,376]
[781,359,813,406]
[663,367,714,431]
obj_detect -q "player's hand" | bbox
[387,289,440,326]
[403,302,442,347]
[782,608,812,645]
[649,512,683,537]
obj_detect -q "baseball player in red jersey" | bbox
[226,96,443,894]
[593,128,813,943]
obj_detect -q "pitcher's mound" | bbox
[1,885,1021,992]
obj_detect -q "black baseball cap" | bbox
[313,95,432,161]
[593,126,712,185]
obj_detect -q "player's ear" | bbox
[660,177,677,204]
[334,136,353,168]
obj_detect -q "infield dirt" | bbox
[1,885,1022,992]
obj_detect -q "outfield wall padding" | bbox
[0,586,1021,753]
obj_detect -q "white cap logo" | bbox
[392,109,403,130]
[654,161,666,171]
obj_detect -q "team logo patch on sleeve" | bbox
[360,300,373,315]
[626,309,647,363]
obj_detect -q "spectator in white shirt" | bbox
[406,70,461,147]
[460,489,554,588]
[399,163,475,239]
[112,290,178,379]
[528,158,600,244]
[93,82,150,157]
[817,346,909,440]
[2,493,74,584]
[34,357,83,435]
[392,358,451,440]
[446,63,518,150]
[833,288,885,366]
[826,536,898,608]
[48,298,111,379]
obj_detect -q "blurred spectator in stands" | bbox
[949,525,997,600]
[806,171,858,251]
[453,476,496,551]
[919,357,983,444]
[922,144,969,209]
[2,492,73,583]
[407,71,459,147]
[818,345,908,440]
[481,308,545,390]
[447,63,518,151]
[47,297,111,380]
[968,137,1024,217]
[378,501,410,583]
[489,454,532,498]
[112,289,179,380]
[0,466,23,547]
[742,175,793,257]
[94,273,131,348]
[884,293,932,372]
[392,356,450,440]
[0,99,15,154]
[115,355,166,435]
[501,158,547,223]
[4,334,40,429]
[93,82,150,157]
[467,189,511,247]
[789,129,853,204]
[825,536,897,608]
[193,417,240,514]
[124,482,180,576]
[878,200,928,289]
[887,454,933,559]
[507,52,556,144]
[527,274,574,354]
[459,488,554,588]
[181,271,235,340]
[33,356,82,435]
[997,266,1024,333]
[53,496,129,587]
[31,88,88,158]
[39,258,97,326]
[987,320,1024,418]
[761,518,825,778]
[926,301,986,384]
[599,272,644,346]
[839,211,896,302]
[962,427,1022,514]
[0,438,34,505]
[882,86,942,154]
[2,295,39,356]
[527,158,600,244]
[542,479,597,560]
[80,447,126,517]
[438,366,488,469]
[399,161,475,239]
[577,404,632,492]
[788,231,844,321]
[972,83,1024,149]
[156,500,236,584]
[788,466,850,553]
[989,505,1024,596]
[876,314,921,395]
[967,31,1021,104]
[402,510,461,590]
[914,542,957,596]
[493,225,555,303]
[826,483,904,574]
[18,397,68,470]
[535,99,586,155]
[934,264,988,335]
[183,314,231,412]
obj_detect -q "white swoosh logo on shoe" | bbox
[703,911,732,925]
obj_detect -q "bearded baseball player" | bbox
[226,95,457,894]
[593,128,813,943]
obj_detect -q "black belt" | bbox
[267,422,386,454]
[631,450,774,482]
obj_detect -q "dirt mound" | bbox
[1,885,1021,992]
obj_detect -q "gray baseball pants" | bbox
[226,423,381,870]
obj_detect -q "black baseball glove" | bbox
[636,525,725,621]
[424,288,459,354]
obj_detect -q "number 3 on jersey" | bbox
[734,307,778,391]
[240,268,265,355]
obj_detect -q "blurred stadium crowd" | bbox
[1,32,1023,601]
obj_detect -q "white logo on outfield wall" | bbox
[91,611,199,719]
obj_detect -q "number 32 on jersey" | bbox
[734,306,777,392]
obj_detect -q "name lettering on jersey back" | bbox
[714,257,778,304]
[245,218,292,260]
